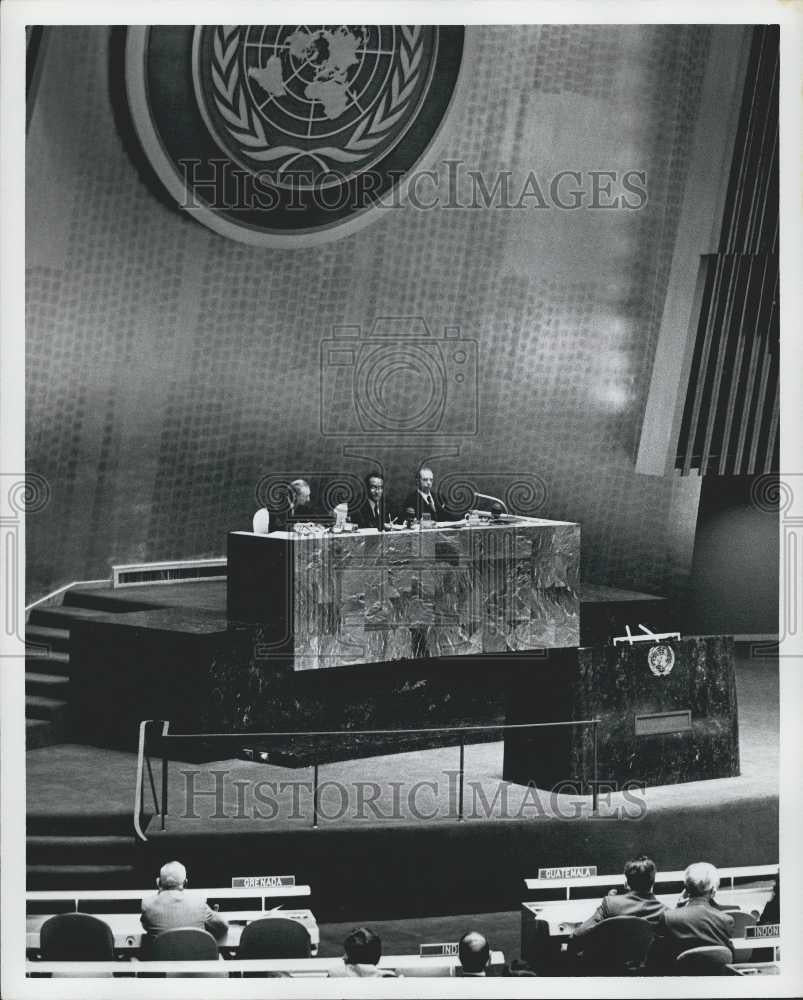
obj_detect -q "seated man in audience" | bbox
[648,861,735,971]
[759,873,780,925]
[572,855,667,941]
[140,860,228,942]
[329,927,397,978]
[456,931,491,976]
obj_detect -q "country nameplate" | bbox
[231,875,296,889]
[420,942,460,957]
[745,923,780,939]
[537,866,598,880]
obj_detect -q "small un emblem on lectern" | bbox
[647,643,675,677]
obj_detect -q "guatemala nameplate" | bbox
[125,26,469,245]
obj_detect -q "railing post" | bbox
[145,752,159,815]
[458,738,465,821]
[161,749,168,831]
[312,763,319,829]
[591,720,599,816]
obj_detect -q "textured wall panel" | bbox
[25,25,709,599]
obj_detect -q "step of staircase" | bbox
[62,590,161,613]
[26,718,63,750]
[25,693,69,723]
[26,864,139,890]
[28,605,120,628]
[25,671,70,697]
[25,647,70,668]
[27,834,135,865]
[25,624,71,653]
[27,811,135,837]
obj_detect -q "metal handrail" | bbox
[135,717,601,840]
[133,722,148,842]
[133,720,168,841]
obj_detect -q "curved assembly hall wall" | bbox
[25,25,708,600]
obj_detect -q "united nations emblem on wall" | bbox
[125,26,469,246]
[647,644,675,677]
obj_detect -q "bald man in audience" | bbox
[648,862,735,970]
[140,861,228,942]
[572,855,666,940]
[456,931,491,976]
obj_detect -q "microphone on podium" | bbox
[472,492,508,515]
[404,507,416,529]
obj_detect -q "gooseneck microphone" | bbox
[472,491,508,514]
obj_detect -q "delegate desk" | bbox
[520,866,777,969]
[27,910,318,956]
[26,887,318,956]
[26,951,507,978]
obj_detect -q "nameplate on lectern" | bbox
[231,875,295,889]
[634,710,692,736]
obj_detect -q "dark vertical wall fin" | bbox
[676,25,779,476]
[26,26,49,133]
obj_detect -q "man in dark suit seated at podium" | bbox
[647,862,735,971]
[402,466,451,522]
[352,472,391,530]
[572,855,667,942]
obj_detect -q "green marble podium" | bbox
[228,517,580,669]
[503,636,740,788]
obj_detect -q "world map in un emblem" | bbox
[125,25,467,244]
[193,25,437,188]
[647,643,676,677]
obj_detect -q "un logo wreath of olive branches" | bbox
[210,26,424,170]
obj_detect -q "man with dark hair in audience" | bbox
[759,873,780,925]
[572,855,666,941]
[140,860,228,942]
[456,930,491,976]
[648,861,735,971]
[329,926,397,978]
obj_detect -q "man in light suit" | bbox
[572,855,667,940]
[647,862,735,971]
[140,861,228,942]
